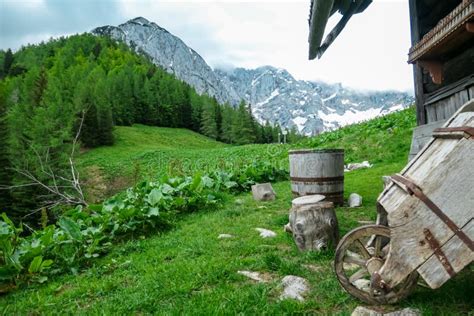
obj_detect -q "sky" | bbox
[0,0,414,92]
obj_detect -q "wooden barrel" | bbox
[289,149,344,206]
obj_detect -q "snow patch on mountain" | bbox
[92,17,414,135]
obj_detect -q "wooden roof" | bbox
[308,0,372,60]
[408,0,474,63]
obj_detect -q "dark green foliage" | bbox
[0,83,13,211]
[0,161,288,291]
[231,101,258,145]
[0,33,298,226]
[304,107,416,163]
[2,49,13,77]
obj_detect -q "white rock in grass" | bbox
[237,270,268,283]
[218,234,233,239]
[352,279,370,292]
[279,275,310,301]
[352,306,421,316]
[256,228,277,238]
[251,183,276,201]
[349,193,363,207]
[345,161,373,172]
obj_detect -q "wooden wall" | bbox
[409,0,474,126]
[425,88,471,122]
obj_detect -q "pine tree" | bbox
[80,101,99,148]
[0,82,13,211]
[220,105,235,143]
[3,49,13,77]
[232,100,257,145]
[32,67,48,107]
[97,104,114,146]
[200,99,218,139]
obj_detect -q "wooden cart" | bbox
[334,100,474,304]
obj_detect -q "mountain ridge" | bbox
[92,17,414,135]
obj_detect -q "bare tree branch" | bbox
[6,110,89,218]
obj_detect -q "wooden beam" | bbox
[409,0,427,125]
[466,22,474,33]
[418,61,444,85]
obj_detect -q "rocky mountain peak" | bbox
[92,17,414,135]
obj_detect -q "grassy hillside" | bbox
[79,108,417,201]
[77,124,285,200]
[4,107,472,314]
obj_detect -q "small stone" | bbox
[256,228,277,238]
[382,176,392,188]
[279,275,310,301]
[237,270,270,283]
[251,183,276,201]
[218,234,233,239]
[349,193,363,207]
[351,306,421,316]
[302,264,321,272]
[346,161,373,171]
[283,223,292,233]
[352,279,370,292]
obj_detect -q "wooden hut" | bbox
[308,0,474,158]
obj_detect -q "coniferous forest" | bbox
[0,34,303,224]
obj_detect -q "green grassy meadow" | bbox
[2,108,473,314]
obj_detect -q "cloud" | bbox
[0,0,125,49]
[0,0,414,92]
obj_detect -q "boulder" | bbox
[251,183,276,201]
[349,193,363,207]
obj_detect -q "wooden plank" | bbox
[425,104,436,122]
[469,85,474,99]
[409,119,446,160]
[409,0,426,125]
[417,219,474,288]
[376,103,474,288]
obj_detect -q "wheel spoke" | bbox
[355,239,371,259]
[374,236,382,258]
[382,244,390,258]
[349,267,369,283]
[344,254,366,267]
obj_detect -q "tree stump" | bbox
[288,195,339,251]
[251,183,276,201]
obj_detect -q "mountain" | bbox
[92,17,414,135]
[92,17,232,105]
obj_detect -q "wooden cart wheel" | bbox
[334,225,418,305]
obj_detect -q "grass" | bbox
[77,124,290,200]
[3,171,473,314]
[78,109,416,201]
[3,107,473,314]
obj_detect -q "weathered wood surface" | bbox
[288,197,338,251]
[377,100,474,289]
[409,119,446,161]
[334,225,418,305]
[425,89,470,122]
[417,219,474,289]
[289,149,344,206]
